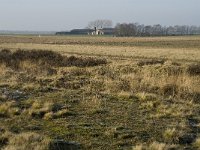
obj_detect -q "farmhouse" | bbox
[88,27,104,35]
[56,28,114,36]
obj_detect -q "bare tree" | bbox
[114,22,200,37]
[87,20,113,29]
[152,24,162,36]
[114,23,137,37]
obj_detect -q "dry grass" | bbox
[1,42,200,62]
[0,36,199,149]
[186,63,200,76]
[0,35,200,49]
[3,132,50,150]
[0,101,20,118]
[133,142,177,150]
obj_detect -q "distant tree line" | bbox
[114,23,200,37]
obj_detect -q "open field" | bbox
[0,35,200,150]
[0,35,200,62]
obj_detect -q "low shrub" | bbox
[161,84,178,97]
[0,49,107,70]
[137,59,165,66]
[62,56,107,67]
[186,63,200,76]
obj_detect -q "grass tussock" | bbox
[0,101,20,118]
[0,131,10,148]
[28,100,64,119]
[133,142,177,150]
[137,59,165,66]
[163,128,178,143]
[3,132,50,150]
[186,63,200,76]
[193,138,200,148]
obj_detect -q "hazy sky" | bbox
[0,0,199,31]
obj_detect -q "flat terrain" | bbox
[0,35,200,62]
[0,35,200,150]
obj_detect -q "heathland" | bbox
[0,35,200,150]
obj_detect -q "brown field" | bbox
[0,35,200,150]
[0,35,200,62]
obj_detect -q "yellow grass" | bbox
[0,43,199,62]
[0,35,199,149]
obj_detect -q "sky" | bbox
[0,0,199,31]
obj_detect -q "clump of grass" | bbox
[29,101,55,118]
[0,49,12,65]
[105,78,131,93]
[97,66,120,79]
[0,131,10,148]
[137,59,165,66]
[163,128,177,143]
[3,132,50,150]
[28,99,70,119]
[19,60,57,76]
[160,84,178,97]
[148,142,167,150]
[139,101,159,111]
[62,67,90,76]
[79,95,103,114]
[133,145,144,150]
[0,64,9,76]
[186,63,200,76]
[117,79,131,92]
[0,101,20,118]
[132,142,177,150]
[148,142,176,150]
[87,78,105,93]
[43,109,75,120]
[43,112,54,120]
[0,95,7,102]
[136,92,160,111]
[54,109,76,118]
[62,56,107,67]
[136,92,157,101]
[193,138,200,148]
[153,101,194,118]
[160,64,183,76]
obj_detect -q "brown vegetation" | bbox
[0,36,200,149]
[0,49,107,69]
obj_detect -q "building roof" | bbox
[56,28,115,35]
